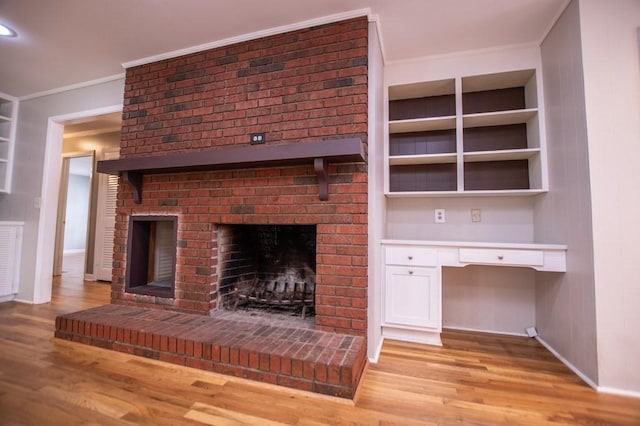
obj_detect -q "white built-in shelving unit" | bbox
[386,69,547,197]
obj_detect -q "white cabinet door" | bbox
[384,265,440,330]
[0,224,22,297]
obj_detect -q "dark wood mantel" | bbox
[96,138,367,203]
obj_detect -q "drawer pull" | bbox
[498,255,504,260]
[408,270,414,275]
[408,255,413,260]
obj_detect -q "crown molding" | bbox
[122,8,372,69]
[19,73,125,101]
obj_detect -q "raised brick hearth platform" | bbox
[54,305,366,399]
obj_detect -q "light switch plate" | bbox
[471,208,481,222]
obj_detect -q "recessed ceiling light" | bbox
[0,24,16,38]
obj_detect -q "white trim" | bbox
[0,91,17,101]
[538,0,572,45]
[33,119,64,304]
[123,9,372,69]
[63,249,86,255]
[84,273,97,282]
[64,126,122,139]
[535,336,599,390]
[370,15,386,65]
[597,386,640,400]
[385,41,541,66]
[368,337,384,365]
[0,294,16,303]
[0,221,24,226]
[19,74,125,101]
[33,105,122,304]
[444,325,528,338]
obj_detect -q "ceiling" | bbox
[0,0,568,99]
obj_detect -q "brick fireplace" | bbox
[56,17,369,398]
[104,17,369,337]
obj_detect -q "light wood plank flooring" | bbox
[0,273,639,425]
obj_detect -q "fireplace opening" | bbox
[218,224,316,319]
[126,216,177,298]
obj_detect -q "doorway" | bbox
[53,153,93,279]
[51,111,122,288]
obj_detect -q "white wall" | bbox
[63,172,90,251]
[536,0,598,384]
[0,78,124,302]
[443,265,535,335]
[580,0,640,393]
[387,197,535,243]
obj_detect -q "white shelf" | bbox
[386,189,546,198]
[0,115,11,122]
[462,69,536,94]
[463,108,537,128]
[463,148,540,163]
[389,78,455,101]
[0,136,9,143]
[389,153,457,166]
[389,116,456,133]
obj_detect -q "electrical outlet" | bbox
[250,132,266,144]
[435,208,445,223]
[471,208,481,222]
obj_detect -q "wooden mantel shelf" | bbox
[96,138,366,203]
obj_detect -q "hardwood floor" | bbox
[1,274,639,425]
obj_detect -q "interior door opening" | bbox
[53,154,93,281]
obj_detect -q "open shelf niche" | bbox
[0,93,18,194]
[386,69,547,196]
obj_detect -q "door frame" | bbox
[33,105,121,304]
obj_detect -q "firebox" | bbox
[126,215,177,298]
[218,224,317,318]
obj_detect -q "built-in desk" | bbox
[380,240,567,346]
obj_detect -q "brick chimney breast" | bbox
[112,17,368,337]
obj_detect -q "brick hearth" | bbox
[54,305,366,399]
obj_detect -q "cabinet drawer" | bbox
[459,248,543,267]
[385,246,437,266]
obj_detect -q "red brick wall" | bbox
[112,17,368,337]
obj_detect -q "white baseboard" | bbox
[535,336,599,390]
[368,337,384,365]
[84,273,96,281]
[12,298,35,304]
[443,325,528,337]
[597,386,640,399]
[63,249,86,254]
[0,294,16,303]
[382,326,443,346]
